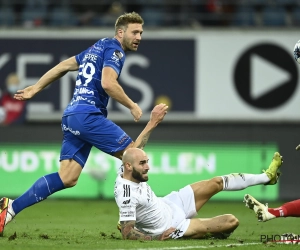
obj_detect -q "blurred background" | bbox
[1,0,300,202]
[0,0,300,28]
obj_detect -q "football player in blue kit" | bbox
[0,12,168,236]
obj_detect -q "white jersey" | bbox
[114,174,173,236]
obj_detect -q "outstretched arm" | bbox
[14,56,78,101]
[102,67,142,122]
[132,103,168,149]
[113,103,168,160]
[120,220,175,241]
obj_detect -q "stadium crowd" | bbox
[0,0,300,28]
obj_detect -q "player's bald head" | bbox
[122,148,144,165]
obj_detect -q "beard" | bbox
[132,167,148,182]
[122,36,137,51]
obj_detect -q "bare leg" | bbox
[183,214,239,239]
[190,177,224,211]
[58,159,83,187]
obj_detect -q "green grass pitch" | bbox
[0,199,298,249]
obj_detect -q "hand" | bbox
[159,227,176,240]
[150,103,168,126]
[14,86,36,101]
[130,103,142,122]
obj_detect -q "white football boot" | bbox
[244,194,275,222]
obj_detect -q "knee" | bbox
[58,160,82,188]
[58,171,79,188]
[209,177,224,192]
[62,177,78,188]
[226,214,239,230]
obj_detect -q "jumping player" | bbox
[0,12,168,236]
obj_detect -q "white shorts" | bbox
[161,185,197,239]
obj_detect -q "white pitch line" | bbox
[110,242,261,250]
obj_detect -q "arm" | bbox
[120,221,175,241]
[102,67,142,122]
[14,56,78,101]
[132,103,168,149]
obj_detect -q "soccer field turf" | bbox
[0,199,298,249]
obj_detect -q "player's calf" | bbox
[184,214,239,239]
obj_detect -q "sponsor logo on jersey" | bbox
[70,96,88,105]
[61,124,80,135]
[117,133,129,144]
[122,199,131,204]
[113,50,123,59]
[120,205,132,209]
[120,211,134,218]
[111,50,124,66]
[173,229,183,238]
[74,87,94,96]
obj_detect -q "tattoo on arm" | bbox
[120,221,161,241]
[136,131,151,149]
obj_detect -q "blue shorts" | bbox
[60,113,133,167]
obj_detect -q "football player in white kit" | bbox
[115,149,283,240]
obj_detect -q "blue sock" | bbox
[12,172,65,215]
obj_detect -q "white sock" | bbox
[9,200,15,217]
[221,173,270,191]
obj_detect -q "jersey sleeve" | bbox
[115,185,138,222]
[103,48,125,77]
[75,48,90,65]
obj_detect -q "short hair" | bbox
[115,12,144,34]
